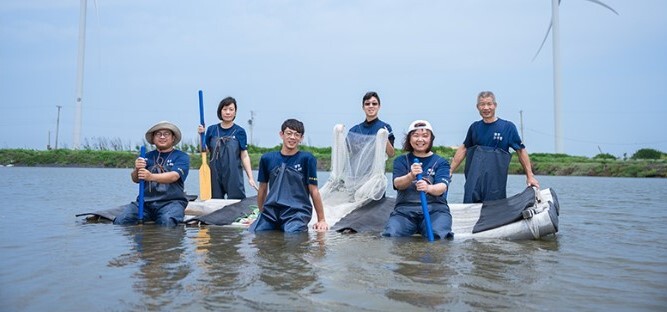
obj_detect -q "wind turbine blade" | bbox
[532,0,617,61]
[532,0,561,61]
[581,0,619,15]
[532,20,552,61]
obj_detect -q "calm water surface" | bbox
[1,167,666,311]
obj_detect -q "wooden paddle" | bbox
[138,145,146,224]
[414,158,434,241]
[198,90,212,200]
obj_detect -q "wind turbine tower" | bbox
[73,0,87,149]
[535,0,618,154]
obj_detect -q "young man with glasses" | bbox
[348,91,395,157]
[114,121,190,226]
[249,119,328,233]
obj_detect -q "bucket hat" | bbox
[145,121,182,145]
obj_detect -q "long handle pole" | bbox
[199,90,206,151]
[414,158,434,241]
[138,145,146,223]
[198,90,212,200]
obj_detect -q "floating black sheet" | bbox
[472,187,535,233]
[186,196,257,225]
[330,196,395,233]
[75,205,126,222]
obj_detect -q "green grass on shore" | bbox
[1,147,665,178]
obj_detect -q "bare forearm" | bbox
[240,150,254,180]
[147,171,180,184]
[517,149,540,187]
[309,186,326,222]
[517,149,535,178]
[393,172,415,190]
[257,183,267,211]
[450,145,466,175]
[385,142,395,157]
[426,183,447,196]
[131,169,139,183]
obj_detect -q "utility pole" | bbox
[55,105,62,149]
[247,110,255,146]
[519,110,525,145]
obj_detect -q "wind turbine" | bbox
[73,0,86,149]
[533,0,618,154]
[73,0,98,149]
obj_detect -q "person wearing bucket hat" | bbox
[449,91,539,203]
[145,121,182,146]
[114,121,190,226]
[382,120,453,239]
[197,96,257,200]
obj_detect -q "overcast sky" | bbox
[1,0,665,157]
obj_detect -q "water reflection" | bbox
[252,232,320,293]
[385,239,455,309]
[197,226,246,286]
[458,238,561,310]
[109,225,189,309]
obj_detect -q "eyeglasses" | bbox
[154,131,173,138]
[283,130,302,138]
[364,102,379,107]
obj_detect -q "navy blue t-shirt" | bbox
[463,118,524,152]
[348,118,395,146]
[258,151,318,187]
[393,153,451,205]
[204,123,248,151]
[142,148,189,202]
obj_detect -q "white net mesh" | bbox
[311,124,389,227]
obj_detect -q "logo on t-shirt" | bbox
[493,132,503,142]
[294,164,302,171]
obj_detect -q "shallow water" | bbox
[1,167,666,311]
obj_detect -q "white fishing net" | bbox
[310,124,389,227]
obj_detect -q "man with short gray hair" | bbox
[449,91,539,203]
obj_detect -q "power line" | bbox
[525,127,667,146]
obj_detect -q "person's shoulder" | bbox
[145,149,158,157]
[262,150,279,158]
[377,118,392,128]
[349,122,363,132]
[497,118,518,129]
[233,123,246,132]
[467,120,482,130]
[172,149,190,161]
[299,150,316,159]
[434,153,449,163]
[393,153,408,163]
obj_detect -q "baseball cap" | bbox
[408,120,433,132]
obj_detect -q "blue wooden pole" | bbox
[414,158,434,241]
[138,145,146,224]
